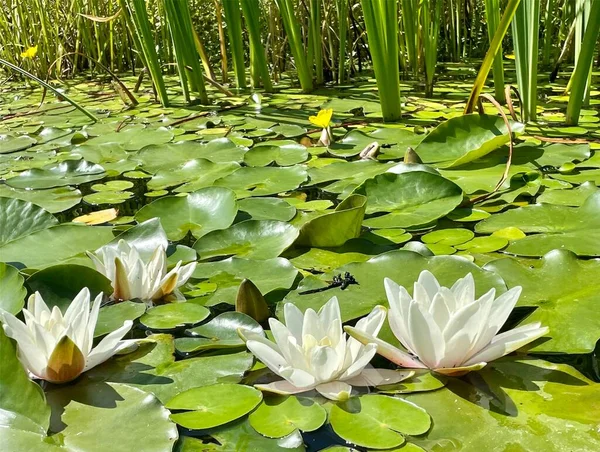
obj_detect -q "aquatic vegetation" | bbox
[0,288,133,383]
[346,271,549,376]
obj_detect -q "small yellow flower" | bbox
[309,108,333,129]
[20,45,38,59]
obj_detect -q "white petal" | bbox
[246,338,288,377]
[64,288,90,323]
[339,343,377,380]
[343,368,415,387]
[302,308,324,342]
[315,381,352,401]
[407,301,445,369]
[308,346,341,382]
[451,273,476,308]
[463,323,549,366]
[85,320,133,370]
[415,270,440,304]
[279,367,317,388]
[268,318,296,364]
[318,297,341,331]
[175,261,196,287]
[347,306,386,362]
[255,380,312,396]
[344,326,427,369]
[388,285,417,354]
[83,293,104,356]
[283,303,304,342]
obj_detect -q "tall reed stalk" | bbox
[422,0,441,97]
[240,0,274,92]
[335,0,349,83]
[274,0,313,93]
[308,0,324,85]
[360,0,402,121]
[222,0,247,89]
[484,0,505,100]
[120,0,169,106]
[401,0,418,76]
[566,0,600,125]
[511,0,539,122]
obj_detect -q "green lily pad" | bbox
[377,371,447,394]
[135,187,238,241]
[0,263,26,315]
[84,191,133,205]
[296,194,366,247]
[282,250,506,322]
[537,181,599,206]
[455,236,508,253]
[86,126,174,150]
[248,396,327,438]
[0,197,57,246]
[289,248,371,273]
[477,192,600,256]
[135,139,246,172]
[215,166,308,198]
[329,395,431,449]
[0,186,82,213]
[0,327,50,434]
[421,228,474,246]
[244,143,308,167]
[238,197,297,221]
[0,224,113,269]
[147,159,240,192]
[176,312,263,353]
[485,249,600,353]
[167,384,262,430]
[6,159,105,189]
[140,303,211,330]
[407,358,600,451]
[414,114,524,168]
[357,172,463,229]
[26,264,112,312]
[0,134,37,154]
[85,334,254,403]
[95,301,147,337]
[190,257,298,305]
[193,220,299,260]
[50,382,178,452]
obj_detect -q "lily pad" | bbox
[296,194,366,247]
[485,250,600,353]
[135,187,238,241]
[177,312,263,353]
[0,327,50,433]
[6,159,105,189]
[414,114,524,168]
[282,250,506,322]
[238,197,297,221]
[0,134,37,154]
[248,396,327,438]
[356,172,463,229]
[0,197,58,246]
[0,224,113,269]
[140,303,211,330]
[148,159,240,192]
[329,395,431,449]
[95,301,147,337]
[190,257,298,306]
[193,220,299,260]
[167,384,262,430]
[215,166,308,198]
[0,186,82,213]
[244,143,308,167]
[407,358,600,451]
[0,263,26,315]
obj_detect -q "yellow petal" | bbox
[45,336,86,383]
[153,272,179,301]
[73,208,118,225]
[308,108,333,128]
[20,46,38,59]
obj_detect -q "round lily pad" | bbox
[166,384,262,430]
[95,301,146,337]
[329,395,431,449]
[193,220,299,260]
[421,228,474,246]
[140,303,211,330]
[455,236,508,253]
[248,396,327,438]
[238,197,297,221]
[175,312,264,353]
[0,197,58,246]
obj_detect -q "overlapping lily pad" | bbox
[6,159,105,189]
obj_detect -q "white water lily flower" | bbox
[243,297,414,401]
[88,240,196,305]
[0,288,133,384]
[346,271,549,376]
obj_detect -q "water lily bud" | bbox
[235,279,270,324]
[318,127,332,147]
[404,147,423,163]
